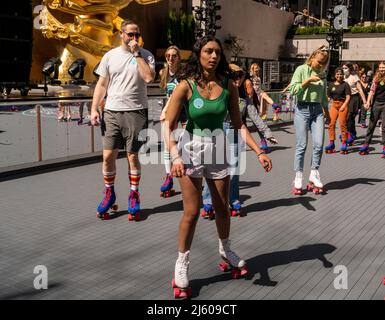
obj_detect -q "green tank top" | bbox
[185,79,229,137]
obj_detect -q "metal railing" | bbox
[0,92,293,170]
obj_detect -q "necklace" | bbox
[201,80,213,95]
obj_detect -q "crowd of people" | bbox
[254,0,291,11]
[87,19,384,299]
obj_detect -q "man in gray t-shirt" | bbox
[90,19,155,221]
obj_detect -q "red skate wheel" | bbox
[135,213,140,221]
[219,261,230,272]
[208,212,215,220]
[160,192,163,198]
[170,189,175,196]
[240,265,248,276]
[231,210,237,217]
[128,214,134,221]
[173,287,181,299]
[112,204,118,211]
[201,210,208,218]
[231,269,241,279]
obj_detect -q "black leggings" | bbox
[364,102,385,145]
[346,94,361,137]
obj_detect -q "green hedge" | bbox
[295,24,385,35]
[163,11,195,49]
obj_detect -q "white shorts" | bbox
[177,130,229,179]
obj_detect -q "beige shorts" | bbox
[102,109,147,152]
[177,130,229,179]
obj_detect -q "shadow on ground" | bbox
[325,178,385,191]
[243,196,317,213]
[189,243,336,298]
[0,282,62,300]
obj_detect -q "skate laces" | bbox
[224,249,242,267]
[176,259,189,277]
[129,190,140,208]
[101,187,112,206]
[220,240,242,267]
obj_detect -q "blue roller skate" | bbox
[128,190,141,221]
[272,103,281,122]
[325,140,336,153]
[160,174,175,198]
[358,144,369,155]
[201,204,215,220]
[340,141,348,155]
[260,138,269,154]
[230,201,246,217]
[96,186,118,220]
[346,133,356,146]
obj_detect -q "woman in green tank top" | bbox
[164,36,272,298]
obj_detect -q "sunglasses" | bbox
[123,31,140,38]
[166,54,178,59]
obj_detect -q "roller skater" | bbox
[158,46,187,199]
[218,239,248,278]
[249,63,276,121]
[128,189,141,221]
[160,174,175,198]
[307,169,325,195]
[90,20,155,221]
[292,171,304,195]
[238,67,278,155]
[327,68,351,154]
[324,140,336,153]
[358,62,385,158]
[172,251,191,299]
[96,185,118,220]
[165,36,272,299]
[201,203,215,220]
[343,62,367,146]
[289,46,329,196]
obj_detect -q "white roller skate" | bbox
[292,171,304,195]
[218,239,248,279]
[307,169,325,195]
[172,251,191,299]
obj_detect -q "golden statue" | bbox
[40,0,162,83]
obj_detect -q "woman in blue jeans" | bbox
[201,65,277,218]
[289,46,329,195]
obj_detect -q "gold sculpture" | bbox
[40,0,162,82]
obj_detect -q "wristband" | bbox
[171,154,181,162]
[257,151,264,158]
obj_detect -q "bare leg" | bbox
[103,149,119,173]
[127,152,140,172]
[206,176,231,239]
[177,176,203,252]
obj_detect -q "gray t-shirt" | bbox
[97,46,155,111]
